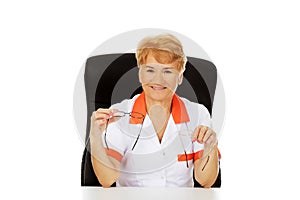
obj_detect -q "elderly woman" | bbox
[90,34,219,188]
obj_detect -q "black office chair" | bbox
[81,53,221,187]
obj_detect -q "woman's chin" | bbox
[146,91,174,102]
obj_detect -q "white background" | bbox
[1,1,299,200]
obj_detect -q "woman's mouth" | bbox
[150,86,166,91]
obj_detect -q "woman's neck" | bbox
[144,95,173,114]
[144,95,173,139]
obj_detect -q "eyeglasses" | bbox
[104,111,145,151]
[104,112,192,168]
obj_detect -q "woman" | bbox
[90,34,219,188]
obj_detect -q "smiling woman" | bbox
[89,33,220,188]
[138,61,182,104]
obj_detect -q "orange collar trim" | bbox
[130,92,190,124]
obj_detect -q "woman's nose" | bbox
[151,71,164,84]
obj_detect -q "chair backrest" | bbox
[81,53,221,187]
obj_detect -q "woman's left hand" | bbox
[192,125,218,151]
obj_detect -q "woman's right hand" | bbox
[90,108,119,135]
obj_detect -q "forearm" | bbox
[194,145,219,188]
[90,131,120,187]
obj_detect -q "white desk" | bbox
[82,187,221,200]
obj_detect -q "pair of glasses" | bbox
[104,111,145,151]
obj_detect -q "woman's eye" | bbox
[164,70,172,74]
[146,69,154,73]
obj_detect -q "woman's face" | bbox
[139,53,183,102]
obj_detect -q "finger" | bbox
[96,108,117,117]
[99,119,109,133]
[96,108,112,112]
[92,109,110,122]
[202,129,213,143]
[91,112,105,124]
[192,126,201,142]
[91,111,96,120]
[197,126,208,143]
[205,135,217,147]
[107,108,121,123]
[95,112,111,120]
[205,132,216,145]
[95,118,108,126]
[96,109,120,125]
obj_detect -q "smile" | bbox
[150,86,166,91]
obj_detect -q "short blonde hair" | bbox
[136,34,187,72]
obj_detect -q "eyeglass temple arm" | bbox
[131,117,145,150]
[104,119,110,150]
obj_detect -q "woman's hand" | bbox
[90,108,118,135]
[193,125,219,188]
[192,125,218,153]
[89,108,121,187]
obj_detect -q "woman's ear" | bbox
[178,72,183,85]
[138,67,142,84]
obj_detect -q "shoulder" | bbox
[179,96,211,127]
[179,96,210,115]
